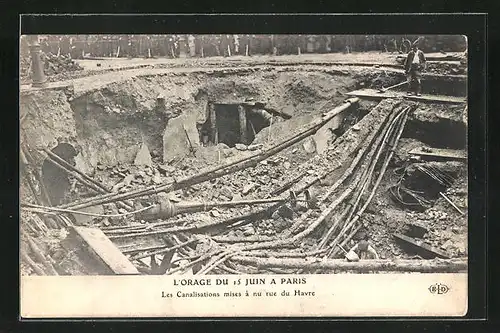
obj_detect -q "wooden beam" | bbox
[345,89,466,104]
[70,226,140,275]
[409,147,466,161]
[20,81,74,94]
[393,233,450,259]
[396,54,462,61]
[209,103,218,145]
[238,105,248,144]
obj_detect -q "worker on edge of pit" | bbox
[404,41,427,96]
[347,232,379,261]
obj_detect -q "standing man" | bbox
[306,35,315,53]
[165,35,174,58]
[240,34,252,56]
[195,35,203,57]
[233,34,239,55]
[188,35,196,57]
[100,36,108,57]
[227,35,235,56]
[404,41,427,96]
[145,35,153,58]
[118,35,128,58]
[220,34,228,57]
[211,34,220,56]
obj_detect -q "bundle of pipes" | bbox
[96,196,303,237]
[161,103,414,275]
[99,99,398,271]
[98,191,320,242]
[283,105,408,240]
[188,99,404,249]
[415,164,455,187]
[323,106,411,258]
[57,98,359,212]
[21,195,312,239]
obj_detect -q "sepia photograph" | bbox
[19,33,469,317]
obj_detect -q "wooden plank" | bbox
[238,105,248,144]
[20,81,74,94]
[393,233,450,259]
[209,103,218,145]
[73,226,140,274]
[396,54,462,61]
[409,147,466,161]
[345,89,466,104]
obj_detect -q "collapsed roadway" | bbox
[20,48,468,276]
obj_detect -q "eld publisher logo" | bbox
[428,283,450,295]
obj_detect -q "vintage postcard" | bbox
[19,33,468,318]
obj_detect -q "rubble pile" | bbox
[20,52,84,83]
[42,53,84,76]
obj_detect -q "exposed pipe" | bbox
[318,107,409,249]
[330,108,411,257]
[231,256,467,273]
[217,104,409,257]
[211,100,402,245]
[136,197,300,221]
[284,101,402,239]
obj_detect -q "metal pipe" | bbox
[137,197,294,221]
[439,192,465,215]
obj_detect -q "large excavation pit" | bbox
[20,51,468,276]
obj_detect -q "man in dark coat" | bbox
[404,41,427,96]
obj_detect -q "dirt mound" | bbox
[43,53,84,75]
